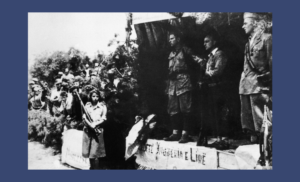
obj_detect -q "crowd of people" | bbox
[28,12,272,169]
[28,51,139,169]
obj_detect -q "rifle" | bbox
[258,105,272,167]
[74,90,102,135]
[263,105,272,167]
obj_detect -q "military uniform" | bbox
[239,31,272,133]
[166,45,194,132]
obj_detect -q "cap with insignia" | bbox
[243,12,259,20]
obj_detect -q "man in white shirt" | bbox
[197,33,229,150]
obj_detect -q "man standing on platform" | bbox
[196,33,229,150]
[163,31,195,144]
[239,13,272,143]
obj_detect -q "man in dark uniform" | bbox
[163,32,196,143]
[196,33,229,149]
[239,13,272,143]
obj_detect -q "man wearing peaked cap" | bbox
[243,12,259,19]
[32,78,39,84]
[239,12,272,143]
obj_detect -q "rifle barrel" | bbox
[74,90,102,134]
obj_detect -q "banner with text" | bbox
[61,129,90,169]
[127,139,218,169]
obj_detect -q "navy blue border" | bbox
[0,0,298,181]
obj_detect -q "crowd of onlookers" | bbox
[28,55,138,169]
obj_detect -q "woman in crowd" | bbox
[82,89,108,169]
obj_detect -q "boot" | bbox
[163,134,181,141]
[197,132,208,146]
[178,133,192,144]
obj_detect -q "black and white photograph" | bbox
[28,12,272,170]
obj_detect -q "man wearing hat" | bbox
[239,12,272,143]
[47,79,62,116]
[29,85,46,110]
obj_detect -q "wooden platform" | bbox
[129,138,260,170]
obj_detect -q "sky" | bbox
[28,13,130,67]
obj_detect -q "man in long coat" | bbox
[239,13,272,143]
